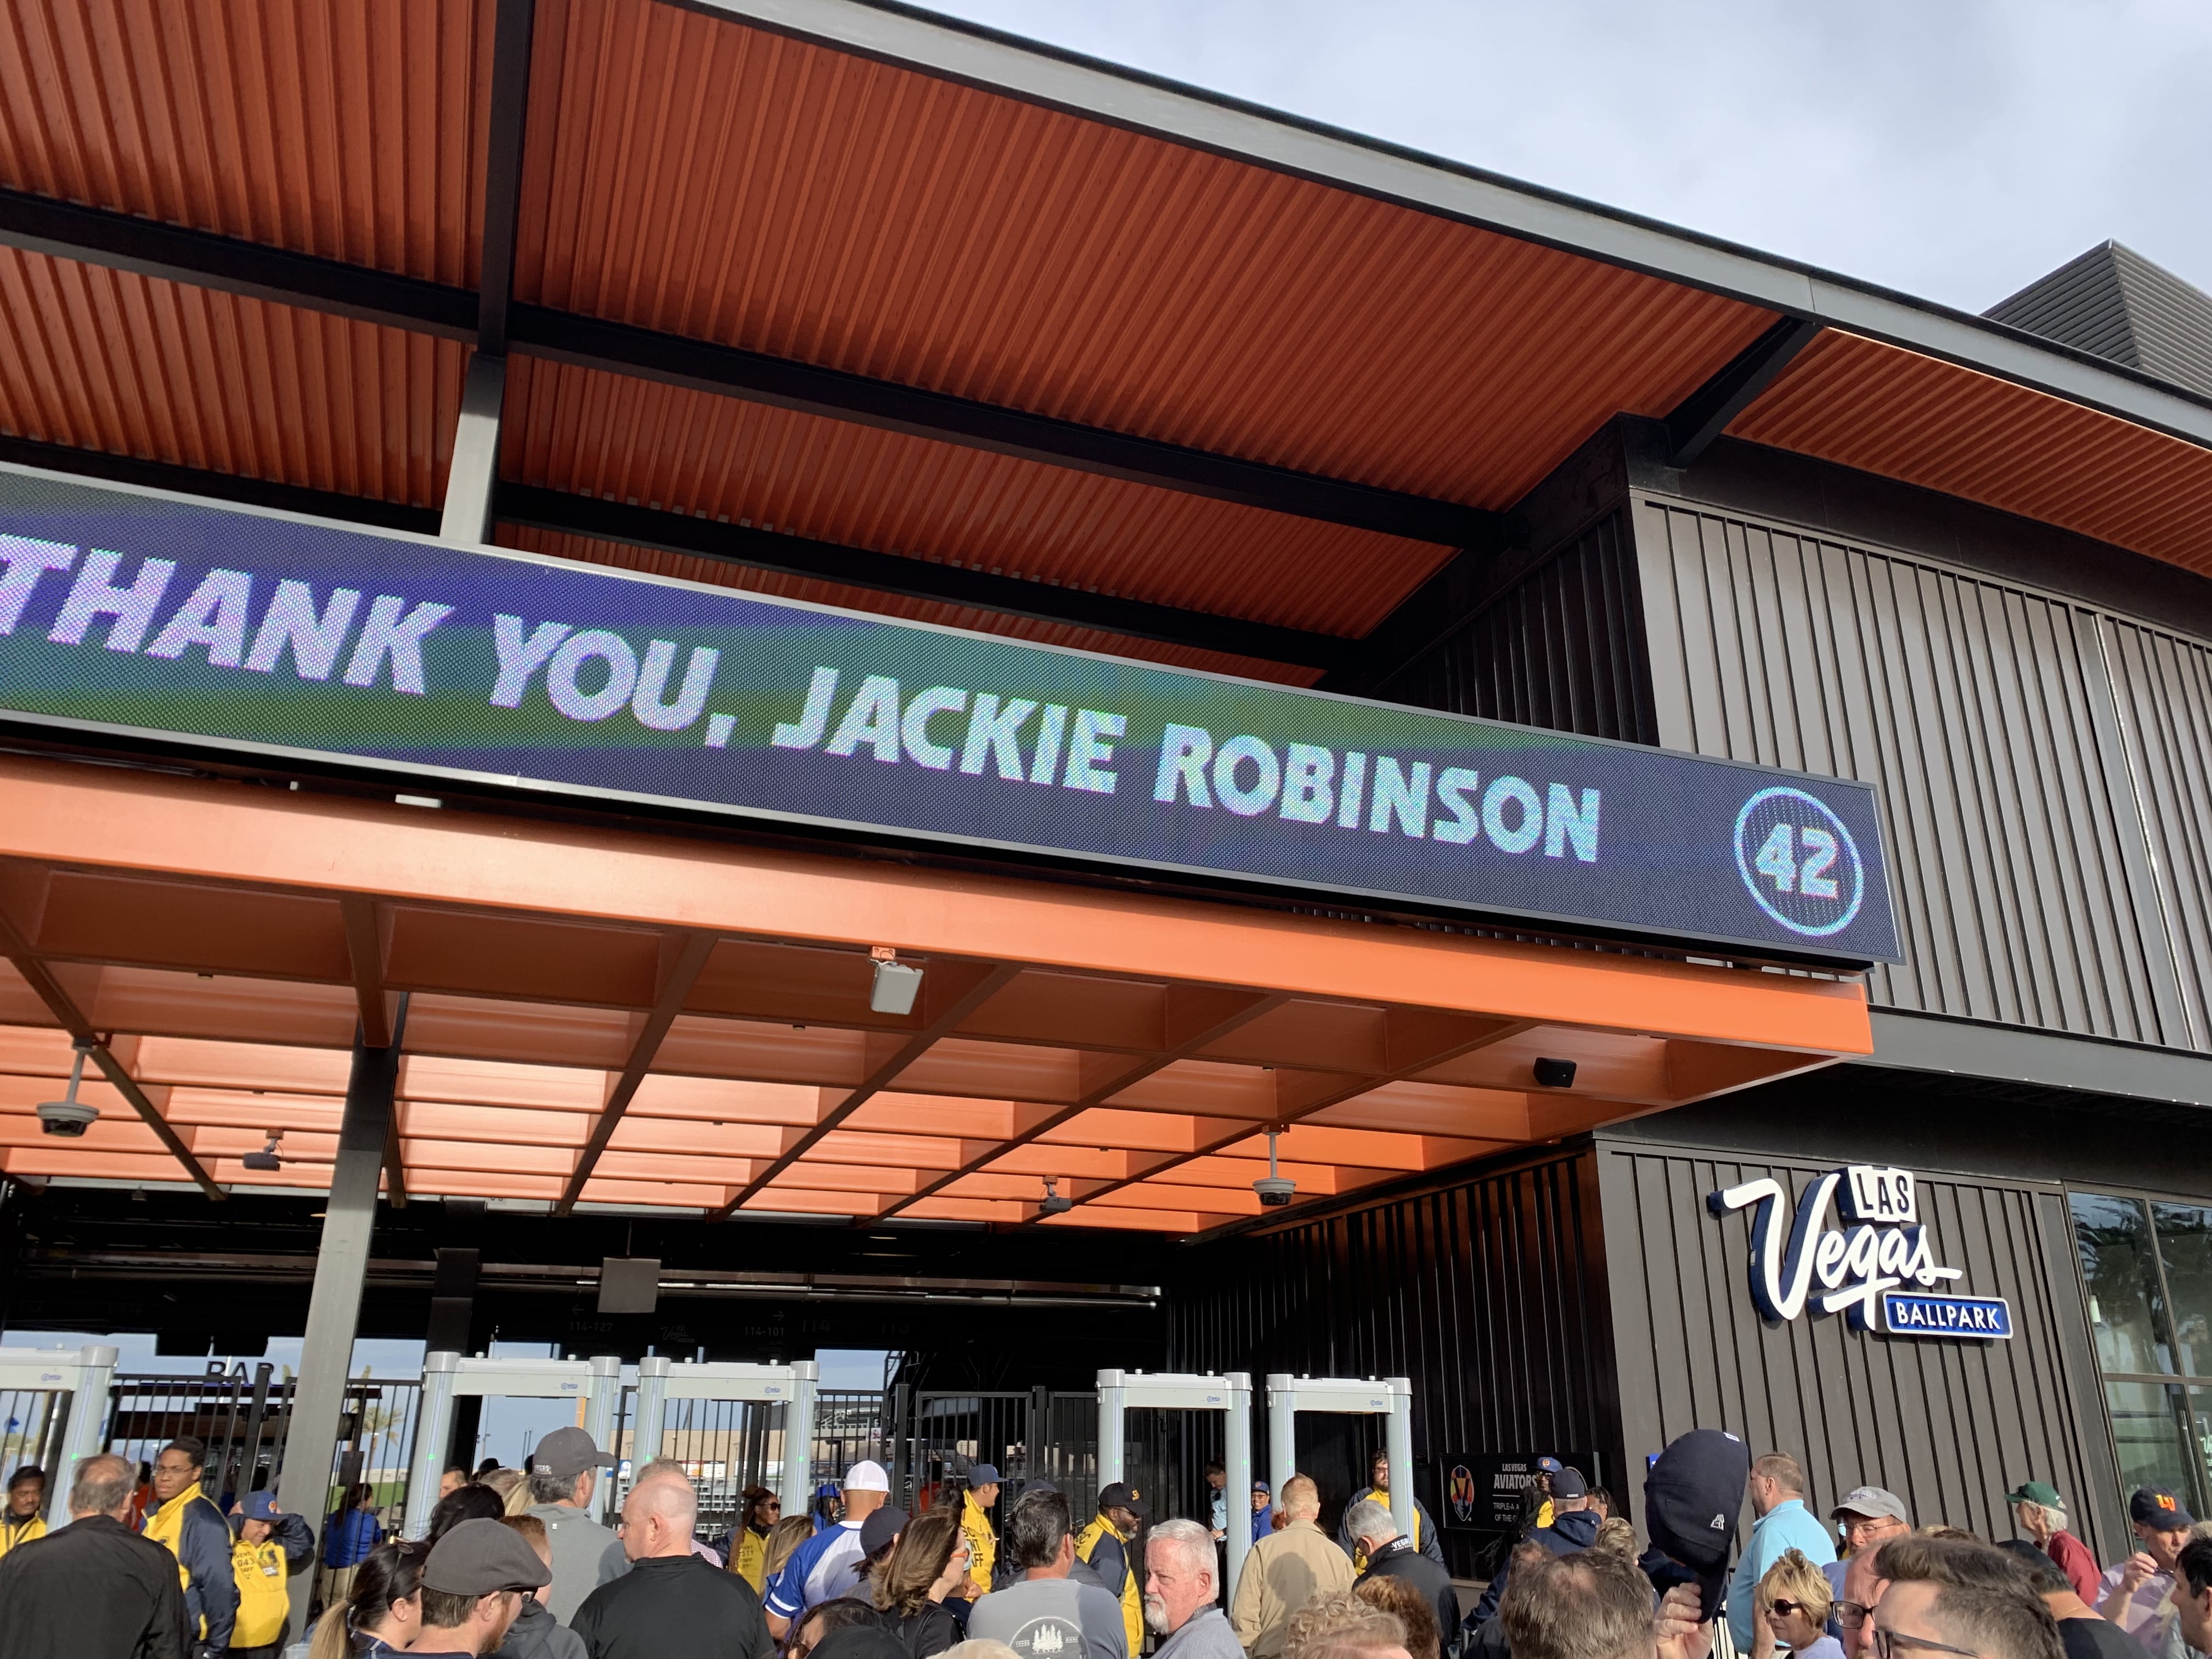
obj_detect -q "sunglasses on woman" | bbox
[1768,1600,1814,1619]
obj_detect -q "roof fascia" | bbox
[679,0,2212,452]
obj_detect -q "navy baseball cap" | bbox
[1551,1467,1589,1501]
[2132,1486,2196,1528]
[1536,1457,1564,1475]
[239,1489,280,1521]
[969,1464,1002,1485]
[1644,1429,1749,1620]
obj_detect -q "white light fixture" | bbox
[35,1043,98,1138]
[868,946,924,1015]
[1253,1129,1296,1207]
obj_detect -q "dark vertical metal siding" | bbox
[1598,1143,2118,1560]
[1633,498,2181,1044]
[2100,617,2212,1048]
[1390,511,1659,743]
[1166,1149,1623,1569]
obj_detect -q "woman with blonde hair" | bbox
[764,1511,817,1583]
[1754,1547,1846,1659]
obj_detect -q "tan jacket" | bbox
[1229,1517,1356,1658]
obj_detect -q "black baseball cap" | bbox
[420,1517,554,1596]
[860,1505,909,1556]
[1551,1467,1589,1501]
[2132,1486,2196,1528]
[1096,1482,1152,1519]
[1644,1429,1748,1621]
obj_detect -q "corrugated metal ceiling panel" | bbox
[1731,331,2212,575]
[514,0,1779,510]
[0,0,493,286]
[502,357,1444,636]
[495,524,1323,686]
[0,246,465,507]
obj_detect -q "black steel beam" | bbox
[505,305,1501,548]
[0,189,1499,549]
[0,433,443,535]
[477,0,538,354]
[0,434,1351,667]
[0,188,476,340]
[1662,317,1825,467]
[495,482,1355,668]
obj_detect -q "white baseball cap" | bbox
[843,1460,891,1492]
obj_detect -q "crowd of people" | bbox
[1,1421,2208,1659]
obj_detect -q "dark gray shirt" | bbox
[968,1574,1131,1659]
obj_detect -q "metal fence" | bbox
[0,1380,70,1488]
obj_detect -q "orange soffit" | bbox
[0,757,1866,1231]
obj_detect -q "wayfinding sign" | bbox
[0,466,1899,963]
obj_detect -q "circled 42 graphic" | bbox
[1733,786,1866,938]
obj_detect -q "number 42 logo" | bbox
[1733,786,1865,938]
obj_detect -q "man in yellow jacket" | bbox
[1336,1451,1443,1574]
[227,1489,316,1658]
[143,1435,239,1656]
[1074,1481,1149,1654]
[959,1464,1001,1597]
[0,1466,47,1560]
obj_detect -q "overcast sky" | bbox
[922,0,2210,315]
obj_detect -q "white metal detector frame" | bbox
[1265,1374,1415,1547]
[630,1357,819,1514]
[1097,1368,1254,1605]
[407,1352,622,1538]
[0,1344,120,1531]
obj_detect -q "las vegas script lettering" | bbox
[1707,1164,1962,1329]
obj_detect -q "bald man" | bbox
[569,1471,773,1659]
[1233,1475,1356,1658]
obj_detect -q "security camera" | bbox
[37,1045,97,1137]
[1039,1177,1074,1216]
[36,1099,97,1138]
[868,947,924,1016]
[242,1131,284,1172]
[1252,1130,1296,1207]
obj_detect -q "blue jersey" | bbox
[764,1519,866,1620]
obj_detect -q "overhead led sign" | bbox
[0,466,1900,963]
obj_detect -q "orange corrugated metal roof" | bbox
[0,246,465,506]
[515,0,1780,510]
[0,0,494,286]
[497,526,1323,686]
[1732,331,2212,574]
[501,356,1447,636]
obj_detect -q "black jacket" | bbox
[1359,1538,1457,1657]
[879,1601,961,1659]
[0,1514,191,1659]
[571,1554,774,1659]
[1462,1507,1600,1634]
